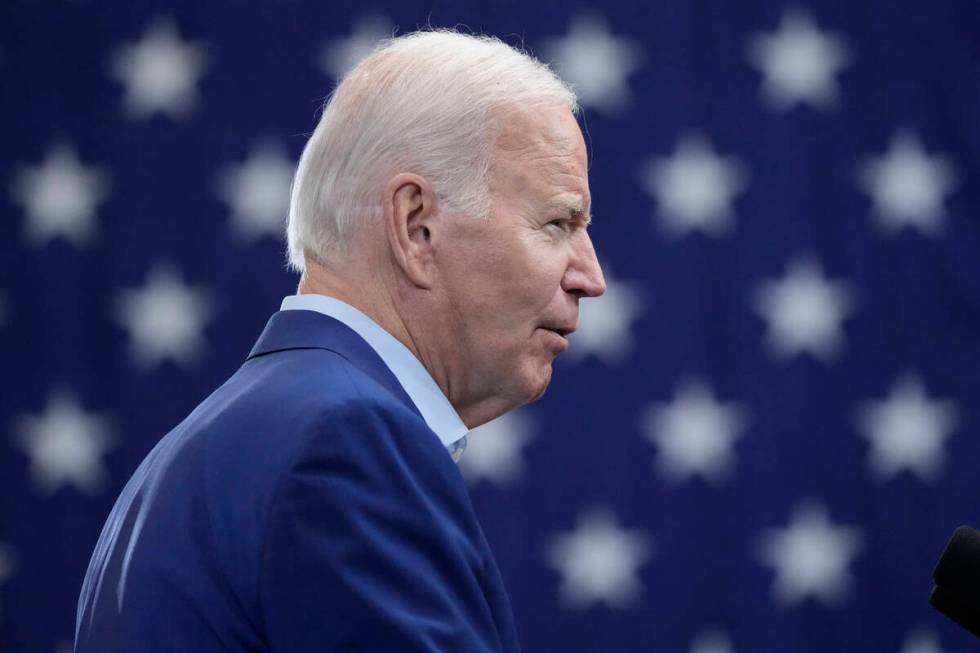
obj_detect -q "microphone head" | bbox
[931,526,980,639]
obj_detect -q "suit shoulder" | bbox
[202,348,434,472]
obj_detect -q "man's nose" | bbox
[562,232,606,298]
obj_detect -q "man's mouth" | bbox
[540,323,576,337]
[543,327,573,337]
[539,326,574,352]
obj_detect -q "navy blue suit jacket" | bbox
[75,309,521,652]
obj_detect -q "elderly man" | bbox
[75,29,604,652]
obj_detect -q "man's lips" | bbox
[538,325,575,352]
[539,324,576,337]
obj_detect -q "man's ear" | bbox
[383,172,439,289]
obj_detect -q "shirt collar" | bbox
[279,294,469,451]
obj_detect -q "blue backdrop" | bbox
[3,1,980,651]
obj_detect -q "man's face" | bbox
[433,104,606,422]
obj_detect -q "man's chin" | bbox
[521,363,553,405]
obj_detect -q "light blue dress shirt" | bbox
[280,294,469,463]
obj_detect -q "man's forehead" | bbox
[493,103,582,150]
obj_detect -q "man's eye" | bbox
[547,219,570,231]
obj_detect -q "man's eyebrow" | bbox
[550,195,593,224]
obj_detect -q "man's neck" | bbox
[296,259,513,430]
[297,262,426,376]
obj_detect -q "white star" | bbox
[540,15,643,114]
[14,390,115,495]
[545,507,652,610]
[459,410,535,487]
[642,378,748,485]
[855,375,956,483]
[108,17,209,120]
[114,265,216,370]
[317,15,392,80]
[690,629,734,653]
[747,8,851,110]
[640,134,749,238]
[564,266,644,364]
[753,256,855,362]
[757,501,861,607]
[901,629,943,653]
[856,131,957,236]
[9,142,111,248]
[216,139,295,243]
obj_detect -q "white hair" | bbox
[286,29,578,272]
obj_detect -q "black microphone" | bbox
[931,526,980,638]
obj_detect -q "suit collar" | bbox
[278,295,469,449]
[247,309,420,418]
